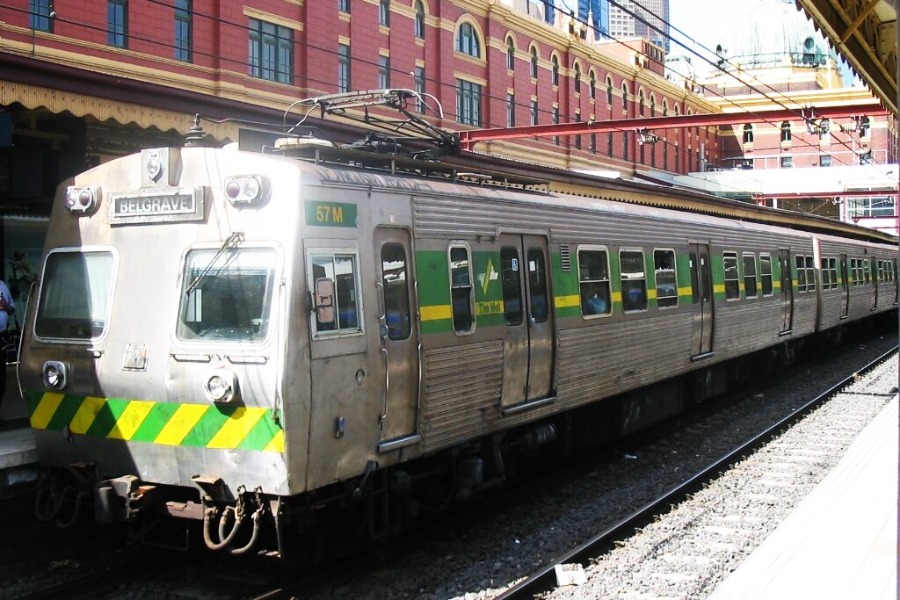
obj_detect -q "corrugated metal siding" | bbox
[414,194,811,250]
[419,341,504,453]
[557,313,693,405]
[712,300,785,355]
[819,290,848,329]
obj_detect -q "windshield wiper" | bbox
[185,232,245,296]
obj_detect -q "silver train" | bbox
[19,136,898,557]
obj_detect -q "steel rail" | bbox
[495,345,898,600]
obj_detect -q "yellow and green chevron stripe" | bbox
[24,390,284,452]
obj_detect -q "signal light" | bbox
[65,186,101,215]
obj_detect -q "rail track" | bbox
[494,345,899,600]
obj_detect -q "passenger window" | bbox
[449,244,474,333]
[578,247,611,317]
[500,246,523,326]
[620,250,647,312]
[820,257,838,289]
[308,251,362,337]
[723,251,740,300]
[820,258,831,288]
[527,247,549,322]
[760,253,773,296]
[381,243,411,340]
[689,252,700,303]
[179,246,277,342]
[796,255,807,292]
[36,250,115,340]
[805,256,817,291]
[653,249,678,308]
[743,253,758,298]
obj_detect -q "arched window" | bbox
[456,22,480,58]
[621,82,628,111]
[649,94,656,116]
[506,36,515,70]
[662,99,668,116]
[414,1,425,39]
[551,54,560,86]
[574,62,581,94]
[589,70,596,100]
[780,121,792,143]
[743,124,754,144]
[638,90,645,116]
[530,46,539,78]
[606,77,613,105]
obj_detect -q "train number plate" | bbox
[305,201,357,228]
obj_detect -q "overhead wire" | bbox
[574,0,878,169]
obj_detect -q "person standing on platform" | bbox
[0,279,15,425]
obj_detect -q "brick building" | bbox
[0,0,718,216]
[674,0,898,236]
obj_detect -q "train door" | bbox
[374,228,420,448]
[870,259,879,310]
[499,234,554,409]
[891,258,900,304]
[839,254,850,318]
[689,243,714,359]
[779,249,794,333]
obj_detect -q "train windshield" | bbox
[35,250,115,340]
[177,246,276,342]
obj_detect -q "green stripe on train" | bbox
[24,389,285,452]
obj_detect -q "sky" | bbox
[555,0,857,84]
[667,0,736,56]
[554,0,746,73]
[555,0,739,53]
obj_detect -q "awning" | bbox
[0,80,239,142]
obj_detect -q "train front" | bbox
[18,145,304,555]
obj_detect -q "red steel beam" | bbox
[458,102,888,150]
[752,189,897,199]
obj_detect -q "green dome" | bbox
[715,0,834,70]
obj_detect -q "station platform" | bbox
[0,364,38,491]
[708,394,899,600]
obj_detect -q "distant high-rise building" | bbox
[609,0,669,52]
[577,0,610,40]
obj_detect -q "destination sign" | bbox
[114,194,195,216]
[109,187,205,224]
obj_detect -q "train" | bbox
[18,120,897,558]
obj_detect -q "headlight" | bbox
[65,186,101,215]
[224,175,268,206]
[205,369,237,404]
[42,361,68,390]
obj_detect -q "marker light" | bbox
[65,186,101,215]
[205,369,238,403]
[145,155,163,182]
[223,175,267,206]
[42,360,68,390]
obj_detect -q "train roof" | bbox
[267,138,897,246]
